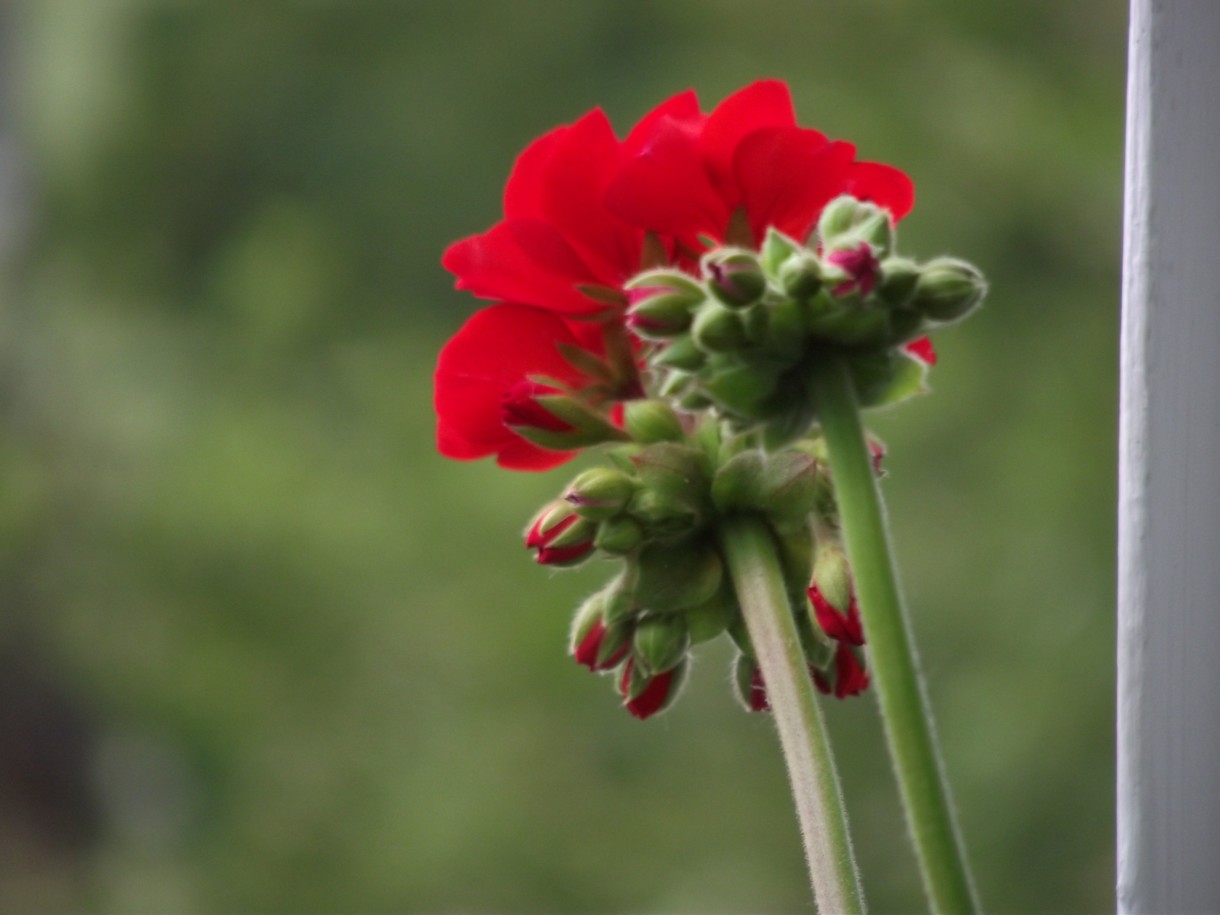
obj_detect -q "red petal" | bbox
[443,218,606,316]
[623,89,702,156]
[506,109,641,284]
[622,663,675,720]
[701,79,797,199]
[434,304,591,470]
[606,117,730,243]
[833,645,870,698]
[842,161,915,221]
[735,129,853,244]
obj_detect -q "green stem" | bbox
[810,353,979,914]
[719,514,865,914]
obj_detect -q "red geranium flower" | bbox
[434,304,605,471]
[442,109,650,317]
[606,79,914,253]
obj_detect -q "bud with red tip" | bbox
[812,644,870,699]
[502,380,629,452]
[734,654,770,712]
[565,467,636,522]
[620,658,687,720]
[824,241,882,298]
[525,501,596,566]
[625,270,706,338]
[703,248,766,308]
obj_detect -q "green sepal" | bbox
[632,614,691,676]
[595,515,646,555]
[691,302,748,353]
[684,583,738,644]
[710,450,766,513]
[654,336,707,372]
[757,451,821,531]
[851,349,928,409]
[875,257,921,310]
[556,344,615,384]
[702,363,781,418]
[806,305,890,347]
[728,614,754,659]
[633,540,724,613]
[624,399,685,444]
[778,250,824,301]
[760,227,803,277]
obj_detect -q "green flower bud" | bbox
[777,250,823,300]
[632,613,691,676]
[691,302,748,353]
[565,468,636,521]
[654,337,707,372]
[702,363,781,419]
[595,514,646,555]
[757,451,821,531]
[817,196,893,253]
[625,270,707,338]
[624,399,685,444]
[875,257,921,309]
[910,257,987,323]
[703,248,766,308]
[759,226,802,277]
[710,450,766,513]
[634,541,723,613]
[684,584,738,644]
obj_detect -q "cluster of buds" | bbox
[627,195,986,448]
[527,412,880,718]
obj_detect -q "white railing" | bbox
[1119,2,1220,912]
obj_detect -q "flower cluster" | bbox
[435,80,985,719]
[436,79,925,471]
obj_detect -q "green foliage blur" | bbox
[0,2,1122,912]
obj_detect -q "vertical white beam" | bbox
[1119,1,1220,912]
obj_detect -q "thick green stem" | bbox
[810,353,979,914]
[719,514,865,914]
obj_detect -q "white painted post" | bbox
[1119,2,1220,912]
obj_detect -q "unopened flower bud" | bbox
[910,257,986,323]
[703,363,781,418]
[710,450,766,513]
[634,541,723,613]
[525,501,596,566]
[565,468,636,521]
[875,257,921,309]
[594,514,646,555]
[817,195,890,247]
[808,542,864,645]
[503,380,629,451]
[734,654,770,712]
[757,451,821,531]
[904,336,937,366]
[823,241,882,298]
[811,643,870,699]
[620,658,687,719]
[691,302,748,353]
[625,270,706,337]
[654,337,707,372]
[704,249,766,308]
[759,226,802,277]
[777,250,824,300]
[631,614,690,676]
[684,585,738,644]
[624,399,685,444]
[570,592,632,671]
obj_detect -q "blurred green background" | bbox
[0,2,1122,912]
